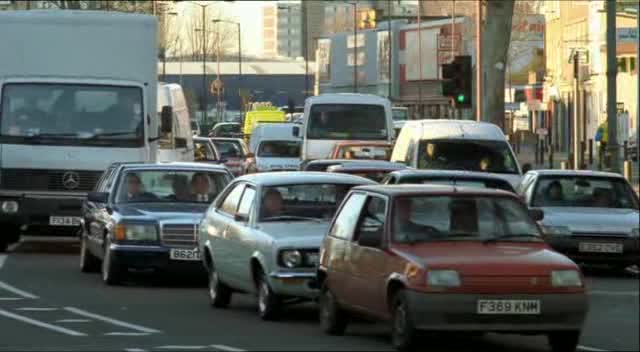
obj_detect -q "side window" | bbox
[381,175,394,185]
[328,193,367,240]
[220,183,246,215]
[353,196,387,243]
[237,187,256,218]
[405,141,415,165]
[95,167,114,192]
[517,174,535,195]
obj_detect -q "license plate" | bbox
[579,242,623,253]
[169,248,201,261]
[49,216,82,226]
[477,300,540,315]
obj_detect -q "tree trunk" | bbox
[481,0,515,130]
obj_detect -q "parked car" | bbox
[326,160,407,183]
[209,137,252,176]
[519,170,640,271]
[210,122,242,138]
[317,184,587,351]
[382,169,517,193]
[390,119,526,187]
[198,172,376,320]
[193,136,221,163]
[80,162,233,285]
[329,141,393,161]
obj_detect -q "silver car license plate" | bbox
[579,242,623,253]
[477,300,541,315]
[49,216,82,226]
[170,248,201,261]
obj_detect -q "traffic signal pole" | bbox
[475,0,482,122]
[606,0,619,172]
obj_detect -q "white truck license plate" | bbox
[169,248,200,261]
[477,300,541,315]
[49,216,82,226]
[579,242,623,253]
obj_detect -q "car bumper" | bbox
[0,191,84,233]
[405,291,587,332]
[546,235,640,265]
[269,270,318,299]
[110,244,205,273]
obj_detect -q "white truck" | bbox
[0,11,169,249]
[157,83,195,163]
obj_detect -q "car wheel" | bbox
[319,283,348,335]
[208,262,232,308]
[80,236,100,273]
[102,238,123,285]
[257,272,280,321]
[391,290,418,352]
[548,331,580,352]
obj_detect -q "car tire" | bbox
[102,238,123,285]
[80,236,100,273]
[208,262,232,308]
[548,331,580,352]
[257,272,280,321]
[319,283,348,335]
[391,290,418,352]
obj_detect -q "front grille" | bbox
[161,224,197,248]
[0,168,101,192]
[463,276,552,293]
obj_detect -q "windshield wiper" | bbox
[84,131,138,139]
[261,215,323,222]
[24,132,79,138]
[483,233,541,244]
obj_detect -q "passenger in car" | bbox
[543,180,565,206]
[262,189,284,218]
[123,173,156,202]
[191,172,214,202]
[592,188,612,208]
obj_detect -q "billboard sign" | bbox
[508,15,545,86]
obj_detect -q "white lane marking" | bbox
[577,345,608,352]
[0,297,23,301]
[63,307,161,334]
[0,308,86,336]
[589,290,639,297]
[210,345,247,352]
[124,349,147,352]
[16,307,59,311]
[56,319,91,323]
[104,332,151,336]
[156,346,206,350]
[0,254,6,271]
[0,281,39,299]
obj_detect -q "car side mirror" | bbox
[522,163,532,174]
[292,126,300,137]
[358,229,382,248]
[234,213,248,222]
[529,208,544,222]
[160,105,173,134]
[87,192,108,203]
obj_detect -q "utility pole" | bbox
[417,1,422,116]
[387,0,392,100]
[606,0,619,172]
[573,52,581,169]
[475,0,483,122]
[202,7,207,122]
[353,1,358,93]
[636,7,639,171]
[303,2,309,98]
[451,0,456,119]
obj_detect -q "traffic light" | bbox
[441,55,472,108]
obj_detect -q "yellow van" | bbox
[243,108,286,141]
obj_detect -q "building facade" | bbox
[262,2,304,59]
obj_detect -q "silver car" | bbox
[519,170,639,271]
[197,172,376,320]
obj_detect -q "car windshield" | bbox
[399,177,515,193]
[417,139,519,174]
[0,83,143,147]
[307,104,388,140]
[258,140,300,158]
[115,170,229,204]
[259,183,356,221]
[338,145,391,160]
[213,140,245,159]
[532,176,639,209]
[392,109,408,121]
[393,195,540,243]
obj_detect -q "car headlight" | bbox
[541,225,571,236]
[427,270,461,287]
[115,223,158,242]
[631,228,639,238]
[551,270,583,287]
[280,249,302,268]
[1,200,19,214]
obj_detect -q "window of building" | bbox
[629,57,636,73]
[617,57,628,73]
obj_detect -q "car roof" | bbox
[208,137,244,143]
[306,93,389,105]
[352,184,518,198]
[214,122,240,126]
[403,119,505,141]
[328,162,407,172]
[120,162,230,172]
[334,141,393,147]
[234,171,378,186]
[389,169,509,180]
[527,169,625,178]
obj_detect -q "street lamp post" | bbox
[162,11,178,82]
[352,1,358,93]
[187,1,215,123]
[212,19,242,112]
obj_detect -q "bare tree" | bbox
[183,7,238,62]
[41,0,152,12]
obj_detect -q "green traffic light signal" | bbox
[456,94,466,103]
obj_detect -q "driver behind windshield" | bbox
[121,173,156,202]
[5,90,46,136]
[261,189,284,219]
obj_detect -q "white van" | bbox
[300,94,394,160]
[247,123,301,173]
[390,119,525,187]
[157,83,194,162]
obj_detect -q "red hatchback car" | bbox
[317,185,588,352]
